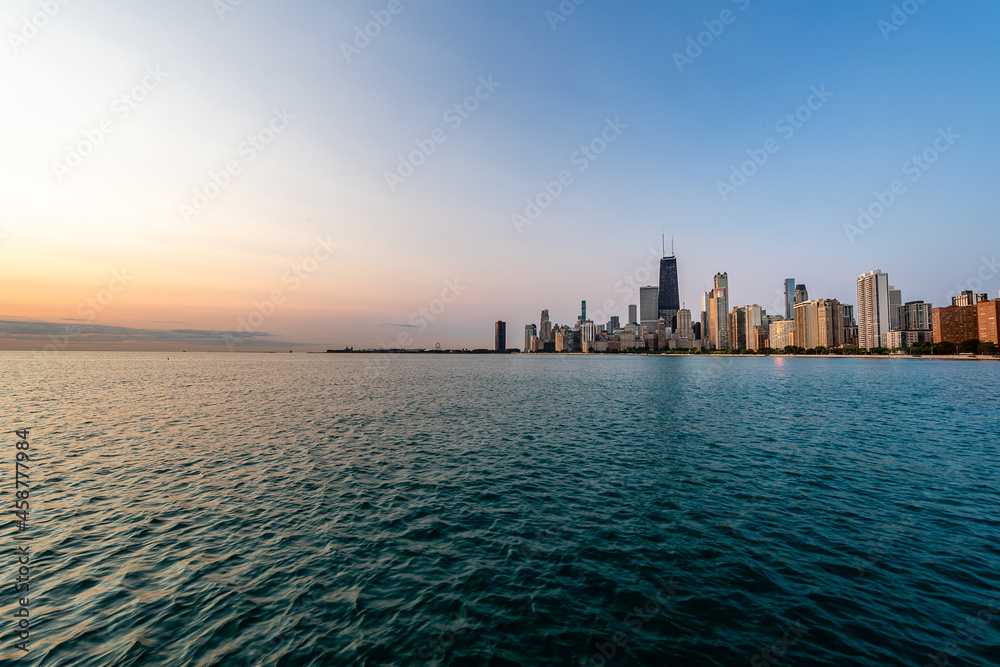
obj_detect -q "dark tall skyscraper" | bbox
[657,253,680,327]
[494,321,506,351]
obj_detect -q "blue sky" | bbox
[2,0,998,348]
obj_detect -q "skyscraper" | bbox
[668,309,694,350]
[579,300,586,323]
[744,304,762,349]
[900,301,932,331]
[794,299,838,349]
[793,299,842,349]
[708,272,729,350]
[793,301,814,349]
[658,253,680,327]
[932,305,978,344]
[888,286,902,331]
[524,324,537,352]
[952,290,987,307]
[701,291,711,347]
[785,278,796,320]
[639,285,659,329]
[885,300,933,348]
[628,304,637,325]
[978,299,1000,344]
[675,309,693,338]
[842,304,858,347]
[794,284,809,306]
[494,321,506,351]
[816,299,844,348]
[539,309,552,342]
[728,306,747,351]
[857,269,891,349]
[770,319,795,349]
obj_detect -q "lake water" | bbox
[2,352,999,666]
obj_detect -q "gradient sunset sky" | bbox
[2,0,998,350]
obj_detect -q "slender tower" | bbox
[857,270,890,349]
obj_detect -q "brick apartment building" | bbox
[932,305,979,344]
[978,299,1000,345]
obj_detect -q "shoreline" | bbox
[1,349,996,360]
[534,353,1000,361]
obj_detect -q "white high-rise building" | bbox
[524,324,537,353]
[857,270,891,349]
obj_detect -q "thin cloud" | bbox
[0,318,293,347]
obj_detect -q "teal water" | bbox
[2,352,999,665]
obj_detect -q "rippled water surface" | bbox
[2,352,999,666]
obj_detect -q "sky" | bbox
[2,0,999,350]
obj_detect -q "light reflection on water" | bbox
[1,352,998,666]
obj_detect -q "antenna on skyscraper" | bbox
[672,235,674,256]
[662,232,665,258]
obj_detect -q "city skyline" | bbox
[5,225,998,351]
[6,4,999,665]
[3,2,1000,350]
[513,246,1000,354]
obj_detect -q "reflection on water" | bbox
[2,352,998,666]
